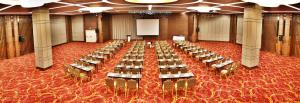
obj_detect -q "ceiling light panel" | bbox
[242,0,300,7]
[125,0,178,4]
[79,7,113,13]
[0,0,60,8]
[187,6,221,12]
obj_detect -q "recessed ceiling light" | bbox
[148,5,152,10]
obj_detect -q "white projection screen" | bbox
[136,19,159,36]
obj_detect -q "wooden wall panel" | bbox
[0,16,7,59]
[65,16,72,42]
[84,14,98,30]
[102,13,112,42]
[229,15,237,43]
[261,15,278,52]
[291,15,300,57]
[159,16,168,40]
[188,14,194,41]
[19,16,34,55]
[168,13,189,39]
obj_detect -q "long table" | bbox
[159,72,194,79]
[107,72,142,79]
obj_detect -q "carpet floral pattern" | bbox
[0,41,299,102]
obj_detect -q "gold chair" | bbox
[179,68,188,73]
[175,79,186,98]
[114,68,121,73]
[131,68,140,74]
[79,72,90,83]
[162,80,173,99]
[186,78,196,96]
[160,68,169,74]
[115,78,126,96]
[171,68,179,74]
[72,69,81,81]
[64,65,73,77]
[126,79,139,97]
[220,62,239,78]
[105,78,116,95]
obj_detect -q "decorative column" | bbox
[241,4,263,68]
[191,14,198,42]
[282,16,291,56]
[14,16,20,56]
[5,16,16,59]
[32,8,53,69]
[97,14,104,43]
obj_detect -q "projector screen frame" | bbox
[136,19,160,36]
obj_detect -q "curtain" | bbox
[112,14,142,40]
[0,16,7,59]
[291,15,300,57]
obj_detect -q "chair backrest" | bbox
[176,79,186,90]
[64,65,72,72]
[127,79,138,89]
[105,78,115,88]
[167,60,175,66]
[125,60,133,66]
[187,78,196,88]
[73,69,80,76]
[176,60,182,65]
[171,69,179,74]
[163,80,173,91]
[114,68,121,73]
[160,68,169,74]
[134,61,142,66]
[180,68,188,73]
[115,78,126,89]
[229,62,240,72]
[131,69,140,74]
[159,60,167,66]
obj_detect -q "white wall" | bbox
[112,14,142,40]
[50,15,67,46]
[198,15,230,41]
[236,15,243,44]
[71,15,84,41]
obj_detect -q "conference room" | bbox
[0,0,299,102]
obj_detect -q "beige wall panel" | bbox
[71,15,84,41]
[50,15,67,46]
[198,15,231,41]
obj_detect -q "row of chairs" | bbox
[65,40,125,82]
[105,78,139,97]
[64,65,90,83]
[156,41,188,74]
[113,41,145,74]
[94,40,125,59]
[162,78,196,99]
[156,41,196,99]
[106,41,145,97]
[174,41,238,78]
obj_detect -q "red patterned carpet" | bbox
[0,41,299,102]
